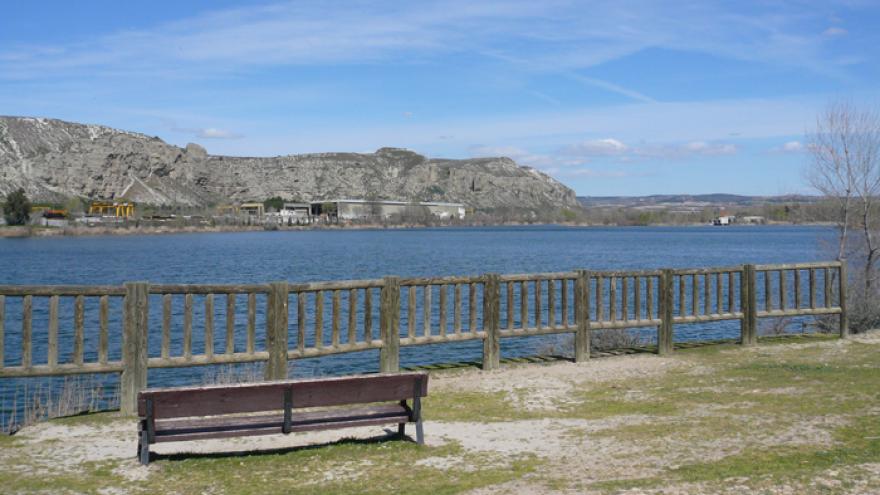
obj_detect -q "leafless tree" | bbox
[807,100,880,292]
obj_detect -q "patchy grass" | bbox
[0,460,127,494]
[425,390,539,422]
[153,441,539,495]
[2,331,879,494]
[673,416,880,483]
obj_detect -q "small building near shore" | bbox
[40,209,69,228]
[713,215,735,226]
[88,201,135,218]
[310,199,466,221]
[239,203,265,218]
[280,203,312,223]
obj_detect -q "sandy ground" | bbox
[3,330,879,494]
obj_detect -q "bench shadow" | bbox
[153,428,416,463]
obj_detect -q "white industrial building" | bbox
[311,199,466,221]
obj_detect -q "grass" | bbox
[603,414,880,492]
[0,434,540,495]
[2,332,879,494]
[581,336,880,493]
[155,442,538,495]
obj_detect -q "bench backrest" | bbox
[137,372,428,419]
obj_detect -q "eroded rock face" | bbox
[0,117,579,210]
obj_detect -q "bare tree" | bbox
[807,100,880,292]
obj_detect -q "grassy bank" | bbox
[1,332,878,494]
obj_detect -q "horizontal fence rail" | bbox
[0,261,848,413]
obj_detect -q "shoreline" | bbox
[0,220,837,238]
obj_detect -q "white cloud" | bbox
[561,138,738,161]
[171,124,243,140]
[680,141,737,155]
[783,140,804,152]
[822,27,848,37]
[566,75,656,104]
[469,144,557,169]
[197,128,243,139]
[770,140,806,153]
[467,136,735,183]
[557,168,630,178]
[468,145,616,181]
[564,138,628,156]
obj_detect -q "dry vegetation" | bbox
[1,331,879,494]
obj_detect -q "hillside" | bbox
[0,117,579,210]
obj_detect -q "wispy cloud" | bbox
[564,138,628,156]
[0,0,865,82]
[197,128,243,139]
[769,140,807,153]
[680,141,738,156]
[468,136,735,182]
[171,125,244,140]
[822,27,848,37]
[469,144,558,169]
[566,75,657,104]
[562,138,738,161]
[557,168,632,179]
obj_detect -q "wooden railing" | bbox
[0,261,848,413]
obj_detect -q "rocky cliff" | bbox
[0,117,579,210]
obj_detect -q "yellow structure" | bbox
[240,202,265,218]
[89,201,136,218]
[30,205,52,215]
[217,204,240,215]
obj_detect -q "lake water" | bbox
[0,225,836,422]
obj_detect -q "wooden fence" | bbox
[0,261,847,413]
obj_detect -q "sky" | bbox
[2,1,879,197]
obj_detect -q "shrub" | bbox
[2,188,31,226]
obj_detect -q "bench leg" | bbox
[138,430,150,465]
[415,419,424,445]
[398,423,406,438]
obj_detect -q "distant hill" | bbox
[578,194,821,208]
[0,116,579,210]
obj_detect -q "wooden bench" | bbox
[136,372,428,465]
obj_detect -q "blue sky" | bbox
[2,1,879,196]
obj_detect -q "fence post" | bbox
[658,269,674,355]
[741,265,758,345]
[482,273,501,370]
[121,281,149,415]
[574,270,591,362]
[839,259,849,338]
[264,281,289,380]
[380,276,401,372]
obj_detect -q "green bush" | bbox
[3,188,31,226]
[263,196,284,211]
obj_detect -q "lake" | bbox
[0,225,837,422]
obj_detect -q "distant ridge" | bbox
[0,116,579,210]
[578,194,821,208]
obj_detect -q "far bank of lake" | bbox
[0,220,837,239]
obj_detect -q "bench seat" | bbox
[137,372,428,464]
[149,404,411,443]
